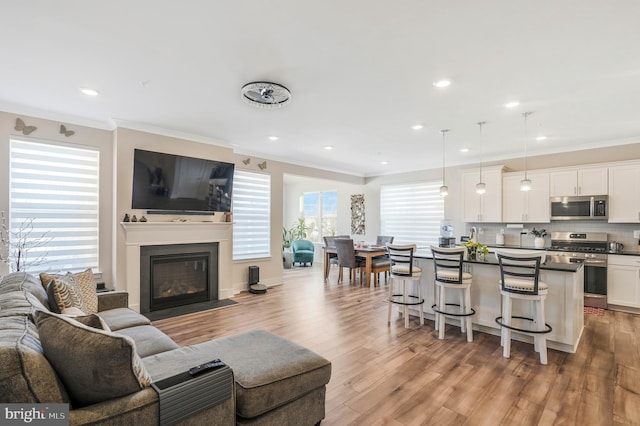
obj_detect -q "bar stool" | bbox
[387,244,424,328]
[430,246,475,342]
[494,250,552,365]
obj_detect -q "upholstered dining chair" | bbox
[334,238,366,284]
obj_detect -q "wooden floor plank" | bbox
[153,264,640,425]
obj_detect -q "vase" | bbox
[283,250,293,269]
[534,237,545,249]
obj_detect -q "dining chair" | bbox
[373,236,394,282]
[334,238,366,284]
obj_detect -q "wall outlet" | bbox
[634,230,640,239]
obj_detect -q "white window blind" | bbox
[9,139,99,273]
[232,170,271,260]
[380,181,444,247]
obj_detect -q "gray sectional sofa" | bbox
[0,272,331,425]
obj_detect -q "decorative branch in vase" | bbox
[462,240,489,261]
[0,211,51,273]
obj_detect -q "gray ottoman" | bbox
[214,330,331,425]
[144,330,331,426]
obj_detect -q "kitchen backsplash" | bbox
[465,221,640,251]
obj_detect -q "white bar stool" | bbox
[494,249,552,365]
[387,244,424,328]
[430,246,475,342]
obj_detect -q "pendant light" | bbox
[520,112,533,191]
[439,129,449,197]
[475,121,487,194]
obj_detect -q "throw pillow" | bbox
[66,312,111,332]
[41,269,98,314]
[34,310,151,407]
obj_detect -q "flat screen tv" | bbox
[132,149,235,214]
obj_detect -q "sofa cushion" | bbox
[116,325,179,358]
[97,308,151,331]
[40,269,98,314]
[0,272,50,309]
[0,316,68,403]
[142,329,331,419]
[0,291,49,319]
[34,310,152,408]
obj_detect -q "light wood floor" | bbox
[153,265,640,426]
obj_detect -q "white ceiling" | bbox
[2,1,640,177]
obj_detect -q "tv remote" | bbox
[188,359,225,376]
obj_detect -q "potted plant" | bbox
[531,228,547,249]
[282,227,293,269]
[289,217,310,241]
[462,240,489,261]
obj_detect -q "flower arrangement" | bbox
[531,228,547,238]
[462,240,489,261]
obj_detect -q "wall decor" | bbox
[258,161,267,170]
[59,124,75,137]
[15,118,37,135]
[350,194,365,235]
[242,158,251,165]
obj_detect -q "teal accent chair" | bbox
[292,239,315,266]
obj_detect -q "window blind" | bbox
[380,181,444,247]
[232,170,271,260]
[9,139,100,273]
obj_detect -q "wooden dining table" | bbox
[323,245,388,286]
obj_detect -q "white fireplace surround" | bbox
[121,222,233,312]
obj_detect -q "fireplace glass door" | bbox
[150,252,210,311]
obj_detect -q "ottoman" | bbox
[143,330,331,425]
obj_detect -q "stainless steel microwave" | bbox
[550,195,608,220]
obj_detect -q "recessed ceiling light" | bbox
[433,80,451,88]
[268,136,279,141]
[324,145,334,150]
[79,87,99,96]
[380,161,388,165]
[536,136,547,141]
[504,101,520,108]
[411,124,424,130]
[459,148,470,153]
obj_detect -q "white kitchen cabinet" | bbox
[549,167,608,196]
[462,166,503,223]
[607,255,640,309]
[502,171,550,223]
[608,163,640,223]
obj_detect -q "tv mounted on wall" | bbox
[132,149,235,214]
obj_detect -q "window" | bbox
[9,138,100,273]
[380,181,444,247]
[232,170,271,260]
[302,191,337,242]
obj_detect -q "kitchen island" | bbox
[409,249,584,353]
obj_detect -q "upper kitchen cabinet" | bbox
[502,171,550,223]
[463,166,503,223]
[608,163,640,223]
[549,167,608,196]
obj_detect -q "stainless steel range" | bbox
[547,232,608,309]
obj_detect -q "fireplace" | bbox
[140,242,219,315]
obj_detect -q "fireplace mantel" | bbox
[121,221,233,312]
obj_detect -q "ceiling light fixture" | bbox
[241,81,291,109]
[268,136,279,141]
[380,161,388,165]
[439,129,449,197]
[476,121,487,194]
[459,148,469,153]
[504,101,520,108]
[79,88,99,96]
[520,112,533,191]
[323,145,334,150]
[411,124,424,130]
[536,135,547,141]
[433,80,451,88]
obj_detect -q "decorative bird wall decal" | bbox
[15,118,37,135]
[258,161,267,170]
[242,158,251,165]
[59,124,75,137]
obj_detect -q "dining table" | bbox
[323,244,388,286]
